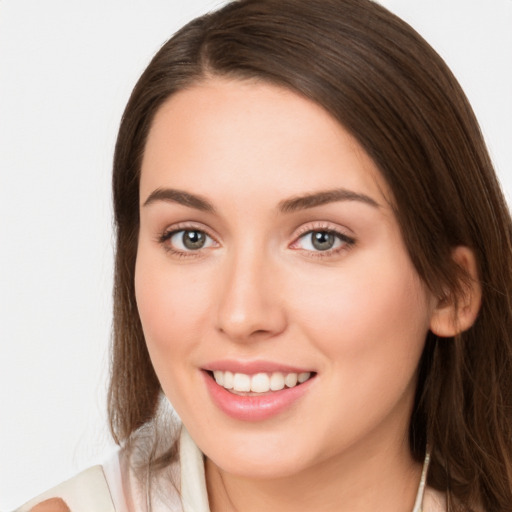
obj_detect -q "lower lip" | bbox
[202,371,315,422]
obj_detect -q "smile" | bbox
[211,370,312,394]
[202,365,316,421]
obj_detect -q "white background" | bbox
[0,1,510,509]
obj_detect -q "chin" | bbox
[203,434,315,480]
[212,454,305,480]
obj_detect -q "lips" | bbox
[202,361,316,421]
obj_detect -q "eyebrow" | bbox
[143,188,215,212]
[142,187,380,213]
[278,188,380,213]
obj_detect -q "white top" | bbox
[16,427,446,512]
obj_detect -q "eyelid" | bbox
[291,221,355,240]
[156,221,220,256]
[289,221,356,256]
[155,220,355,258]
[157,221,218,241]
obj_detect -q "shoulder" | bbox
[13,466,115,512]
[13,413,198,512]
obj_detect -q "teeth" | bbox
[298,372,310,383]
[212,370,312,393]
[233,373,251,392]
[223,371,234,389]
[251,373,270,393]
[284,373,298,388]
[213,370,224,386]
[270,372,285,391]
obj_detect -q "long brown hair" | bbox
[108,0,512,509]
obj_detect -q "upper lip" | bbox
[202,359,314,374]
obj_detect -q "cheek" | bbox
[291,249,432,372]
[134,249,211,377]
[134,253,215,419]
[287,252,432,443]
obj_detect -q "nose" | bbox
[215,248,287,342]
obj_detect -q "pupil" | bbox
[312,231,335,251]
[183,230,205,250]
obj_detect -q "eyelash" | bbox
[290,224,356,259]
[157,223,218,258]
[157,223,356,259]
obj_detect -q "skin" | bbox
[30,499,70,512]
[135,77,443,512]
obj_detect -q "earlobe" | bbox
[429,246,482,338]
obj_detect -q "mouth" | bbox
[201,365,317,421]
[205,369,316,396]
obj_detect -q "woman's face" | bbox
[135,78,436,479]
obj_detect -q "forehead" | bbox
[140,77,391,207]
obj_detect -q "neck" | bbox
[205,438,423,512]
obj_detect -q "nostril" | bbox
[252,329,272,336]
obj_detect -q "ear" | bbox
[429,246,482,337]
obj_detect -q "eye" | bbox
[161,229,216,252]
[294,229,355,253]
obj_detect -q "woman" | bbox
[17,0,512,511]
